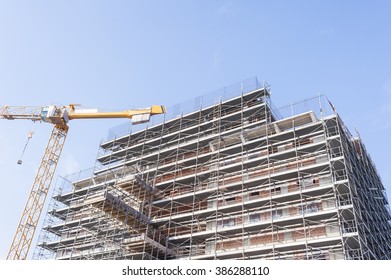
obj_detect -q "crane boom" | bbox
[68,105,166,120]
[1,104,166,260]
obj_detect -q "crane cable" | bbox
[17,131,34,165]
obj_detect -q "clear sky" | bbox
[0,0,390,259]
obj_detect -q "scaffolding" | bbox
[34,77,391,260]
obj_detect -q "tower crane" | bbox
[0,104,166,260]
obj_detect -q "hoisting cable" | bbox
[17,131,34,165]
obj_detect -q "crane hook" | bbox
[17,131,34,165]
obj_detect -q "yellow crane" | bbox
[0,104,166,260]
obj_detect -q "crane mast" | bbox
[1,104,166,259]
[7,125,68,259]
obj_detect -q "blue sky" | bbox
[0,0,390,259]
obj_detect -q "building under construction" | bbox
[34,78,391,260]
